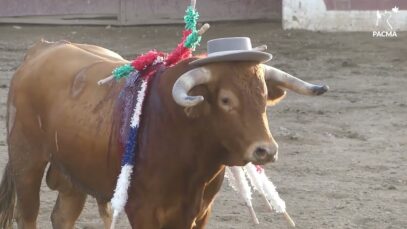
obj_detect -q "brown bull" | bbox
[0,40,327,229]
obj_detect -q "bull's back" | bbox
[8,40,126,196]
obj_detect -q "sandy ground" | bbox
[0,22,406,229]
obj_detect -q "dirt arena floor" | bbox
[0,22,406,229]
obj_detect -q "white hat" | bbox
[190,37,272,66]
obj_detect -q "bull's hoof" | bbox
[313,85,329,95]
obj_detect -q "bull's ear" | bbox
[266,81,286,106]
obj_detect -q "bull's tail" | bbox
[0,163,16,228]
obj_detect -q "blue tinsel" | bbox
[121,127,138,166]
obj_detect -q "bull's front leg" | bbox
[159,185,207,229]
[194,168,225,229]
[167,198,205,229]
[128,201,199,229]
[185,168,226,229]
[126,190,202,229]
[126,203,161,229]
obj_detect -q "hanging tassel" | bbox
[110,79,148,229]
[245,164,276,211]
[184,6,199,30]
[226,167,259,224]
[106,0,211,227]
[110,164,133,229]
[256,166,296,227]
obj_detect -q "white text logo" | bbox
[373,6,399,38]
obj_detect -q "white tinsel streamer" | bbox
[257,168,286,213]
[245,163,284,214]
[258,168,295,227]
[130,80,148,128]
[244,163,265,193]
[224,167,238,191]
[110,164,134,229]
[228,166,259,224]
[245,164,295,227]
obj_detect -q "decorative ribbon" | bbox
[109,2,204,228]
[107,2,203,82]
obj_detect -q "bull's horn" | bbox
[263,65,329,96]
[172,67,213,107]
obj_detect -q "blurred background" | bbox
[0,0,406,31]
[0,0,406,228]
[0,0,281,25]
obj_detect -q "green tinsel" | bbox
[184,31,202,50]
[112,64,135,80]
[184,6,199,30]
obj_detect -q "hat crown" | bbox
[207,37,253,54]
[190,36,272,66]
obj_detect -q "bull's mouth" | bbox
[249,152,278,165]
[250,157,276,165]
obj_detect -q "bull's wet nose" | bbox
[253,144,278,162]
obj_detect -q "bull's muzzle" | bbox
[250,142,278,164]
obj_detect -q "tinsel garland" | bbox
[112,64,134,81]
[165,30,192,66]
[184,6,199,30]
[184,30,201,50]
[110,5,202,80]
[224,163,295,226]
[109,2,203,229]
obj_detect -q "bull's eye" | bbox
[218,89,239,112]
[219,97,232,112]
[221,97,230,105]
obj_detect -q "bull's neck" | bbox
[134,63,225,188]
[125,62,225,226]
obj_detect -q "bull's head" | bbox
[172,62,328,166]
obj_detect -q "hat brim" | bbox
[190,50,272,66]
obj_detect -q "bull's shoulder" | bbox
[12,40,127,96]
[23,39,66,61]
[73,43,124,61]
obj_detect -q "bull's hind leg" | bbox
[8,133,48,229]
[46,165,87,229]
[13,162,47,229]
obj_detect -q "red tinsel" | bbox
[127,29,194,78]
[256,165,264,173]
[130,50,165,71]
[165,30,193,67]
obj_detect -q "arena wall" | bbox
[0,0,281,25]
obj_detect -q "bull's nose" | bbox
[254,147,269,159]
[253,144,278,163]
